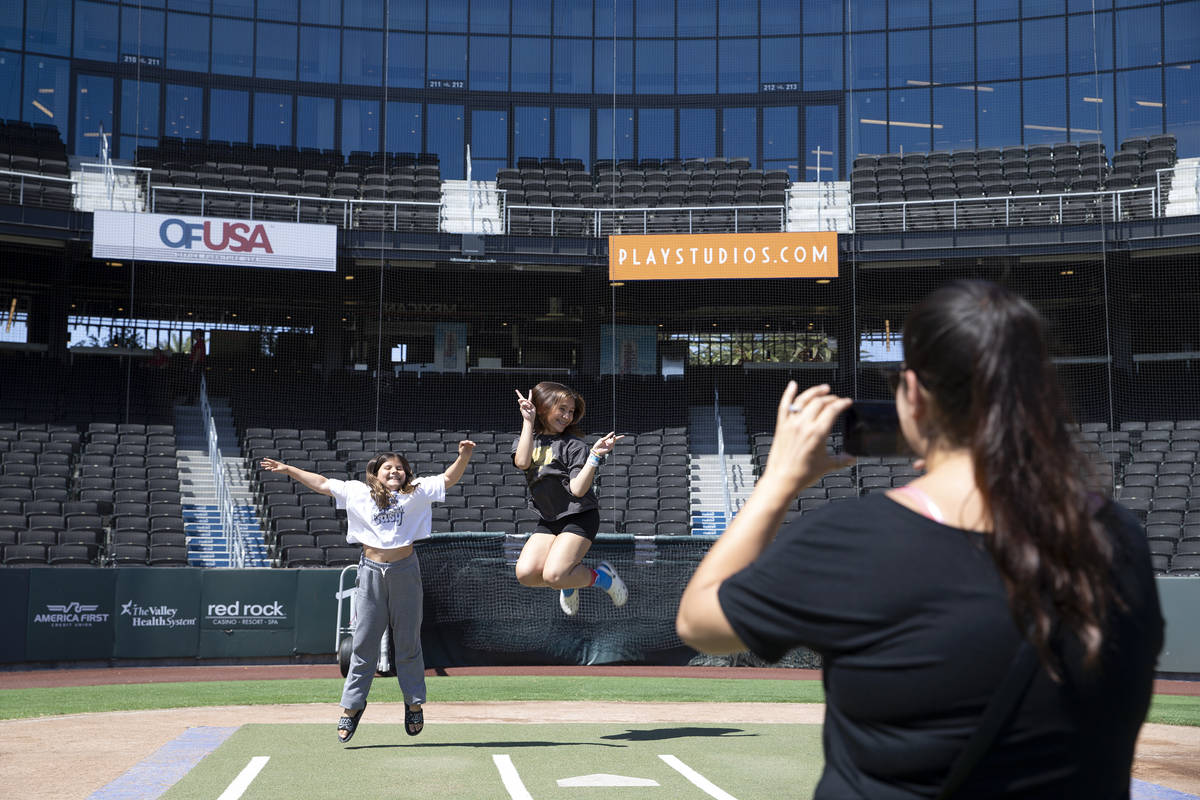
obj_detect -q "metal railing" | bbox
[852,186,1159,233]
[504,203,786,236]
[200,375,245,568]
[0,169,77,210]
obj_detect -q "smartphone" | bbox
[842,401,913,457]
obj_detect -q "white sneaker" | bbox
[559,588,579,616]
[596,561,627,607]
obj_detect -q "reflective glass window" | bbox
[75,74,114,156]
[212,18,253,76]
[258,0,297,22]
[805,105,838,181]
[254,91,292,146]
[471,109,507,180]
[256,22,297,80]
[387,32,423,88]
[890,0,928,28]
[121,79,159,142]
[979,0,1019,21]
[977,23,1019,81]
[677,0,715,36]
[514,105,549,159]
[804,35,842,91]
[932,85,974,151]
[164,84,202,140]
[1023,0,1065,16]
[343,29,384,86]
[473,0,510,33]
[300,26,341,83]
[209,88,248,142]
[296,96,334,150]
[212,0,251,16]
[24,56,70,139]
[343,3,382,28]
[1067,0,1106,10]
[803,0,840,32]
[75,2,118,62]
[386,101,423,154]
[762,37,801,88]
[1023,16,1065,77]
[680,107,715,160]
[121,7,165,60]
[594,39,633,94]
[554,0,591,36]
[512,0,550,35]
[932,26,972,85]
[1022,76,1067,144]
[596,106,633,160]
[388,0,422,30]
[168,0,209,10]
[595,0,634,38]
[166,13,208,72]
[1068,11,1112,73]
[428,103,465,179]
[638,108,674,160]
[931,0,972,26]
[428,34,467,85]
[26,0,71,56]
[553,38,592,92]
[763,106,797,167]
[512,37,550,92]
[850,32,885,89]
[977,80,1020,147]
[429,0,468,32]
[889,88,931,152]
[1116,7,1161,69]
[851,92,887,155]
[1165,3,1200,64]
[718,38,757,93]
[636,40,674,94]
[1116,67,1163,141]
[342,98,380,154]
[719,0,757,35]
[0,0,22,49]
[677,39,716,94]
[555,106,590,164]
[723,106,757,166]
[470,36,509,91]
[889,30,929,88]
[637,1,673,36]
[1165,62,1199,156]
[1069,73,1112,152]
[303,0,340,26]
[849,0,885,30]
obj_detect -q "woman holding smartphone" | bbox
[677,280,1163,799]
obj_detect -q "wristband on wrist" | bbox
[588,452,603,467]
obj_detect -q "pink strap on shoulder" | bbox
[894,484,947,524]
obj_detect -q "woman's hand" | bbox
[761,382,854,498]
[514,388,536,423]
[260,458,288,473]
[591,431,624,457]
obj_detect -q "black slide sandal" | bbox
[337,703,366,744]
[405,705,424,737]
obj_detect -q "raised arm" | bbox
[568,431,624,497]
[259,458,334,496]
[512,388,536,471]
[441,440,476,488]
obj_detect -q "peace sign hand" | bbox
[514,388,536,423]
[591,431,625,457]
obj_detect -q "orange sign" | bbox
[608,232,839,280]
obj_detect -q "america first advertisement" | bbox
[92,210,338,271]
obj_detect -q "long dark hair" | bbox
[903,280,1115,677]
[530,381,586,438]
[364,452,415,510]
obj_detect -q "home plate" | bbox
[558,774,661,787]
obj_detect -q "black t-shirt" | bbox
[718,492,1163,800]
[511,433,598,520]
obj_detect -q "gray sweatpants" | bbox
[339,553,426,711]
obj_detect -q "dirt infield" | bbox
[1,665,1197,799]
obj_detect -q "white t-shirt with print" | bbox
[326,474,446,549]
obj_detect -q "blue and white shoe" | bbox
[596,561,628,606]
[559,588,579,616]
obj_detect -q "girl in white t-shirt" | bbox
[261,440,474,744]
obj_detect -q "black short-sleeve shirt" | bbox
[718,492,1163,800]
[511,433,598,520]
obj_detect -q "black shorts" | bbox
[534,509,600,541]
